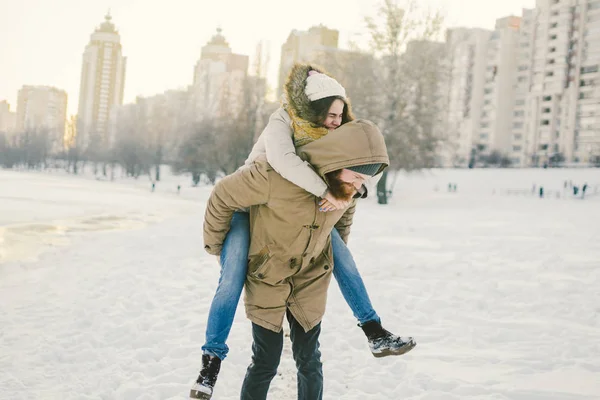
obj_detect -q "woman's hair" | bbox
[309,96,355,127]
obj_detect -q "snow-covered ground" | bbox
[1,168,599,400]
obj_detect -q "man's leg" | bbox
[331,228,380,324]
[240,323,284,400]
[202,212,250,360]
[288,310,323,400]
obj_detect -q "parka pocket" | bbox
[248,245,296,286]
[248,245,272,280]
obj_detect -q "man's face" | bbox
[338,169,370,190]
[323,99,345,130]
[326,168,370,201]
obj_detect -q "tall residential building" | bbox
[15,85,68,152]
[526,0,600,165]
[444,28,492,165]
[478,16,522,158]
[278,25,339,96]
[444,17,525,166]
[77,13,126,150]
[191,28,249,120]
[0,100,16,135]
[510,9,535,166]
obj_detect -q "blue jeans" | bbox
[202,212,380,360]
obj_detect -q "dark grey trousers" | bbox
[240,310,323,400]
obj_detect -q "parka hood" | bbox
[284,63,334,124]
[297,119,389,178]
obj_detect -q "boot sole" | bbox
[189,389,212,399]
[372,340,417,358]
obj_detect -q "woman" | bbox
[190,63,415,400]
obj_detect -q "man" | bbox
[202,119,390,399]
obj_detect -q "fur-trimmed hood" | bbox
[284,63,342,125]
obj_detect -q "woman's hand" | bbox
[319,191,349,212]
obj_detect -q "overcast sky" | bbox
[0,0,535,115]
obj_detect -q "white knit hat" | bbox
[305,72,346,101]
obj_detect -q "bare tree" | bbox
[173,72,267,185]
[365,0,445,204]
[112,105,152,178]
[173,118,220,185]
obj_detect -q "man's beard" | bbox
[324,170,356,201]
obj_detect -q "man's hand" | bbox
[319,191,350,212]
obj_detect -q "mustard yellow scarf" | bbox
[284,104,330,147]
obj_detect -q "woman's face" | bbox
[323,99,345,130]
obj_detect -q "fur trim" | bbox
[284,63,328,125]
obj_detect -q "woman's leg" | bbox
[201,212,250,360]
[331,229,416,357]
[330,228,380,325]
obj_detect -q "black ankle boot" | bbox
[190,354,222,399]
[359,320,416,358]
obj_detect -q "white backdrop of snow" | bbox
[1,167,599,400]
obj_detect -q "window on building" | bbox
[540,144,549,151]
[549,35,558,40]
[518,65,528,71]
[541,120,550,126]
[552,10,559,16]
[550,23,558,29]
[589,1,600,11]
[549,47,557,53]
[543,107,552,113]
[481,122,490,128]
[514,110,525,117]
[513,145,523,152]
[543,95,553,101]
[546,71,554,77]
[584,25,600,36]
[514,133,523,140]
[484,99,491,105]
[548,59,556,64]
[581,65,599,74]
[513,123,524,129]
[480,133,489,139]
[518,76,528,82]
[516,99,526,106]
